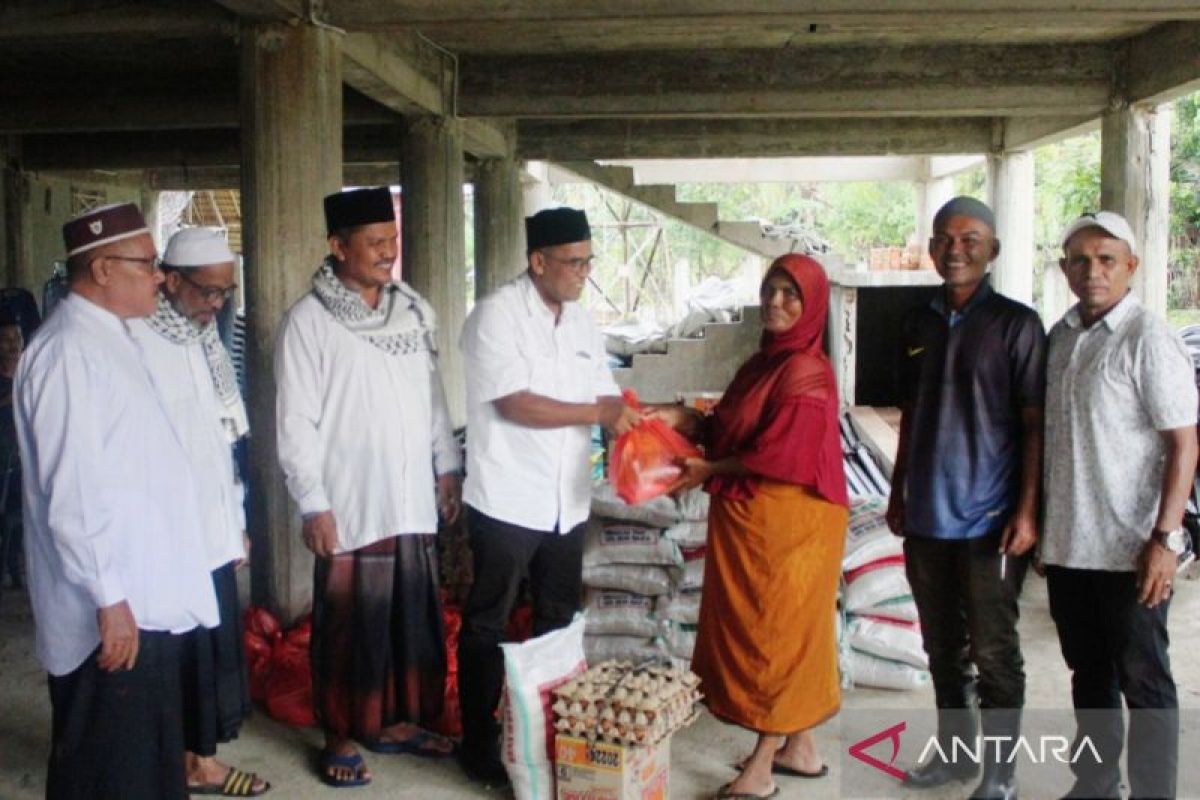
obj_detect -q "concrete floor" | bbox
[3,575,1200,800]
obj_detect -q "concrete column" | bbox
[1101,101,1171,317]
[986,151,1036,306]
[826,284,857,408]
[473,157,524,300]
[522,160,553,216]
[914,171,954,248]
[239,22,342,622]
[1,139,32,292]
[401,116,467,426]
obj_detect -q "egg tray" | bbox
[551,660,702,747]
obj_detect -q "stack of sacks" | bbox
[841,496,931,691]
[658,489,708,668]
[583,483,681,663]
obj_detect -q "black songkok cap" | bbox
[525,207,591,250]
[323,187,395,235]
[932,195,996,233]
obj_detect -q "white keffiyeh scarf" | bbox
[145,293,250,443]
[311,258,437,357]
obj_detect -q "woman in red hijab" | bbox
[653,254,848,800]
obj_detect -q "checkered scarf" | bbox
[144,292,250,442]
[311,258,436,357]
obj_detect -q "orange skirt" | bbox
[691,481,847,734]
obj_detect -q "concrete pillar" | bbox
[473,157,524,300]
[522,160,553,216]
[986,151,1036,306]
[401,116,467,426]
[914,172,955,248]
[1,139,32,292]
[239,22,342,622]
[827,284,857,408]
[1101,101,1171,317]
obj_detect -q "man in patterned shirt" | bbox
[1042,211,1198,800]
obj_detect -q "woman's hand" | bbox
[669,456,717,495]
[645,404,704,441]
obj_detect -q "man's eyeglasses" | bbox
[541,253,595,272]
[178,271,238,302]
[103,254,162,274]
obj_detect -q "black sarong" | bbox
[180,559,253,755]
[47,631,187,800]
[311,533,446,741]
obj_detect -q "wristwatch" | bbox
[1151,527,1188,555]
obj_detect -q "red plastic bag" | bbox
[242,606,281,703]
[609,389,702,504]
[265,637,316,727]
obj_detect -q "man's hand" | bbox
[885,492,905,536]
[596,396,642,436]
[668,457,717,496]
[1137,538,1178,608]
[436,473,462,525]
[1000,512,1038,557]
[96,600,138,672]
[302,511,339,558]
[235,532,251,570]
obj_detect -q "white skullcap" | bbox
[1060,211,1138,257]
[163,227,235,268]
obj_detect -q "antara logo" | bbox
[848,722,1102,782]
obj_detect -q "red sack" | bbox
[265,638,316,728]
[609,389,702,504]
[242,606,281,703]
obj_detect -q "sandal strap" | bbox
[222,768,261,797]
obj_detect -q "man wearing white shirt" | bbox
[276,187,461,788]
[129,227,269,797]
[16,203,218,799]
[457,207,640,784]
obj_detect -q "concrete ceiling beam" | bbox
[1125,22,1200,104]
[458,44,1114,118]
[516,118,997,160]
[0,0,235,40]
[1001,115,1100,150]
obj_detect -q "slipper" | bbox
[365,729,456,759]
[774,762,828,778]
[714,782,780,800]
[320,751,371,788]
[188,767,271,797]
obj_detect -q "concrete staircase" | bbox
[612,305,762,403]
[552,161,836,262]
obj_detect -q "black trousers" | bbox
[904,532,1028,711]
[456,506,584,759]
[47,631,187,800]
[1046,565,1178,800]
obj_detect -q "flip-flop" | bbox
[774,762,828,778]
[320,750,371,788]
[714,782,780,800]
[188,767,271,797]
[364,729,456,759]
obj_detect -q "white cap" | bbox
[163,227,235,268]
[1060,211,1138,257]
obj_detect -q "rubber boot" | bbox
[970,709,1020,800]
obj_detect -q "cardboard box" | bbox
[555,734,670,800]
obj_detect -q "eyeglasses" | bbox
[103,254,162,274]
[541,252,595,273]
[178,271,238,302]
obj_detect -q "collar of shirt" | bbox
[1063,290,1139,332]
[63,292,128,336]
[930,274,994,325]
[517,271,582,327]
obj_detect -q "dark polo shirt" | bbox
[898,277,1046,539]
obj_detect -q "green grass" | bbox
[1169,308,1200,330]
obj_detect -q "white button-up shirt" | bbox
[16,294,219,676]
[275,292,461,554]
[1043,293,1198,571]
[128,318,246,570]
[461,272,620,533]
